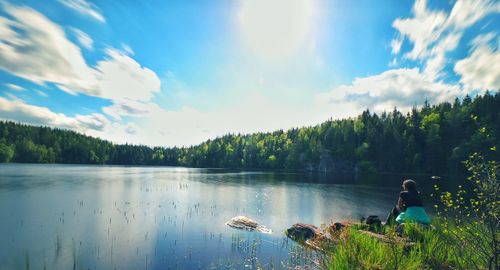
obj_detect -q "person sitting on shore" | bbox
[386,179,430,225]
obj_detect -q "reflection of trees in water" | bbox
[1,164,462,269]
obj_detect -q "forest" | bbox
[0,92,498,176]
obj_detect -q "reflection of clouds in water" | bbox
[93,169,159,269]
[0,164,399,269]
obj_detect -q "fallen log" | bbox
[358,230,415,248]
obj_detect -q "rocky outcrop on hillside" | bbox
[300,150,360,175]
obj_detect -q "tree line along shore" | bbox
[0,92,498,178]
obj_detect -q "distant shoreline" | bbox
[0,162,465,180]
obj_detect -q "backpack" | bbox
[361,215,382,227]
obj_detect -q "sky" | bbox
[0,0,499,147]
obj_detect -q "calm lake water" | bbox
[0,164,433,269]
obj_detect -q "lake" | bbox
[0,164,431,269]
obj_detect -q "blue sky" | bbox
[0,0,499,146]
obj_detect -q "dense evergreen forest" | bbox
[0,92,499,176]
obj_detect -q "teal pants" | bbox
[396,206,430,224]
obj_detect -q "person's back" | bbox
[386,179,430,225]
[399,190,423,209]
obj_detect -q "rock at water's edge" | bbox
[286,223,323,241]
[226,216,258,230]
[225,216,272,234]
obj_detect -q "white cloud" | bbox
[470,32,497,48]
[74,113,109,131]
[95,49,160,102]
[120,43,134,55]
[4,92,23,102]
[5,83,24,91]
[116,82,437,147]
[124,123,139,135]
[392,0,447,60]
[35,90,48,97]
[454,33,500,91]
[0,4,160,119]
[0,4,98,94]
[390,36,403,55]
[423,32,461,80]
[315,68,461,113]
[446,0,500,30]
[389,58,398,67]
[0,68,468,148]
[71,27,93,50]
[92,91,334,146]
[58,0,105,23]
[81,89,349,147]
[0,94,161,146]
[102,100,160,121]
[0,97,109,131]
[392,0,500,79]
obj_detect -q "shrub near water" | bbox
[434,153,499,270]
[326,154,499,270]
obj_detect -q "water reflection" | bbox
[0,164,440,269]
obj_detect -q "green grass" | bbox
[324,221,487,270]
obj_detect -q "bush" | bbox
[325,154,498,269]
[0,141,14,162]
[434,153,499,270]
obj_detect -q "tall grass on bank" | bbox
[326,222,482,270]
[325,153,499,270]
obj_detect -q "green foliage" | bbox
[421,112,440,130]
[327,222,485,269]
[0,92,498,173]
[156,92,500,173]
[326,152,499,269]
[0,140,14,162]
[434,153,499,270]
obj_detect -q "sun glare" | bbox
[239,0,315,61]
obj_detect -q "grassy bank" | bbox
[320,153,499,270]
[324,222,484,269]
